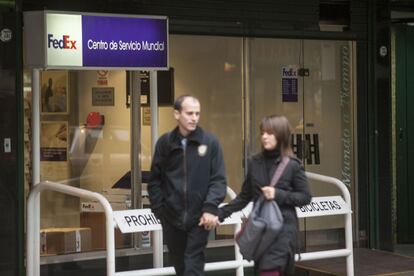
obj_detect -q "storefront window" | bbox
[23,34,355,259]
[142,34,244,238]
[249,38,355,250]
[24,69,133,254]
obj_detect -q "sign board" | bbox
[282,65,298,102]
[92,87,115,106]
[114,207,249,233]
[24,11,168,70]
[114,209,162,233]
[295,196,351,218]
[113,197,351,233]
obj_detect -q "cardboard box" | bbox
[80,212,131,250]
[40,227,91,255]
[80,201,128,212]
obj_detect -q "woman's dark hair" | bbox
[173,95,199,111]
[260,115,293,157]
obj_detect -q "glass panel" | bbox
[302,40,354,249]
[248,38,304,154]
[248,37,307,244]
[23,35,355,258]
[249,38,355,250]
[141,34,244,238]
[24,69,134,254]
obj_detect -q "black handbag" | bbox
[235,156,290,261]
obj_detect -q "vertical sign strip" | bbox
[340,46,352,187]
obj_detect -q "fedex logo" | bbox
[282,68,297,78]
[48,34,77,49]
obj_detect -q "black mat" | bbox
[297,248,414,276]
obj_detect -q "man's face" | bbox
[174,97,200,136]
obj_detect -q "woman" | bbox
[218,115,312,276]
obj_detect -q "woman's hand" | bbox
[262,186,276,200]
[198,212,219,230]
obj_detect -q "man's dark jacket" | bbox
[148,126,227,230]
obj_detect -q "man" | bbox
[148,95,227,276]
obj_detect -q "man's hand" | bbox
[198,212,219,230]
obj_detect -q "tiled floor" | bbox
[395,244,414,258]
[39,245,414,276]
[206,245,414,276]
[297,248,414,276]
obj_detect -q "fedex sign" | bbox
[282,67,298,78]
[46,13,83,67]
[47,34,77,49]
[24,11,168,69]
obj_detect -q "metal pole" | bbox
[29,68,40,276]
[26,182,39,276]
[305,172,354,276]
[31,70,40,188]
[345,212,354,276]
[130,71,142,248]
[26,182,116,276]
[224,186,245,276]
[150,70,163,267]
[242,37,250,170]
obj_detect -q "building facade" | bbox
[1,0,412,275]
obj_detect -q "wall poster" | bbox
[40,70,69,114]
[40,121,70,182]
[40,121,68,162]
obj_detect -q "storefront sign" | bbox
[24,11,168,70]
[295,196,351,218]
[282,66,298,102]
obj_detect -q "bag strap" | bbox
[269,156,290,187]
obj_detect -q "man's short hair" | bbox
[174,95,199,111]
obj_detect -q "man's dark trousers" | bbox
[162,222,210,276]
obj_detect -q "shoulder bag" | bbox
[235,156,290,261]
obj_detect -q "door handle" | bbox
[399,128,404,140]
[298,68,310,77]
[303,139,310,160]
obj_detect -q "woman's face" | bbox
[261,131,278,150]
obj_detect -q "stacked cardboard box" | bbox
[79,188,152,250]
[80,212,131,250]
[40,227,91,255]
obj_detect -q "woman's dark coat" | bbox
[219,152,312,274]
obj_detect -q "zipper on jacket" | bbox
[182,143,188,226]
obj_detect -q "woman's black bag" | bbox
[235,157,290,261]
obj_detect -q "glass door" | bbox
[301,40,355,249]
[248,38,304,155]
[248,38,355,250]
